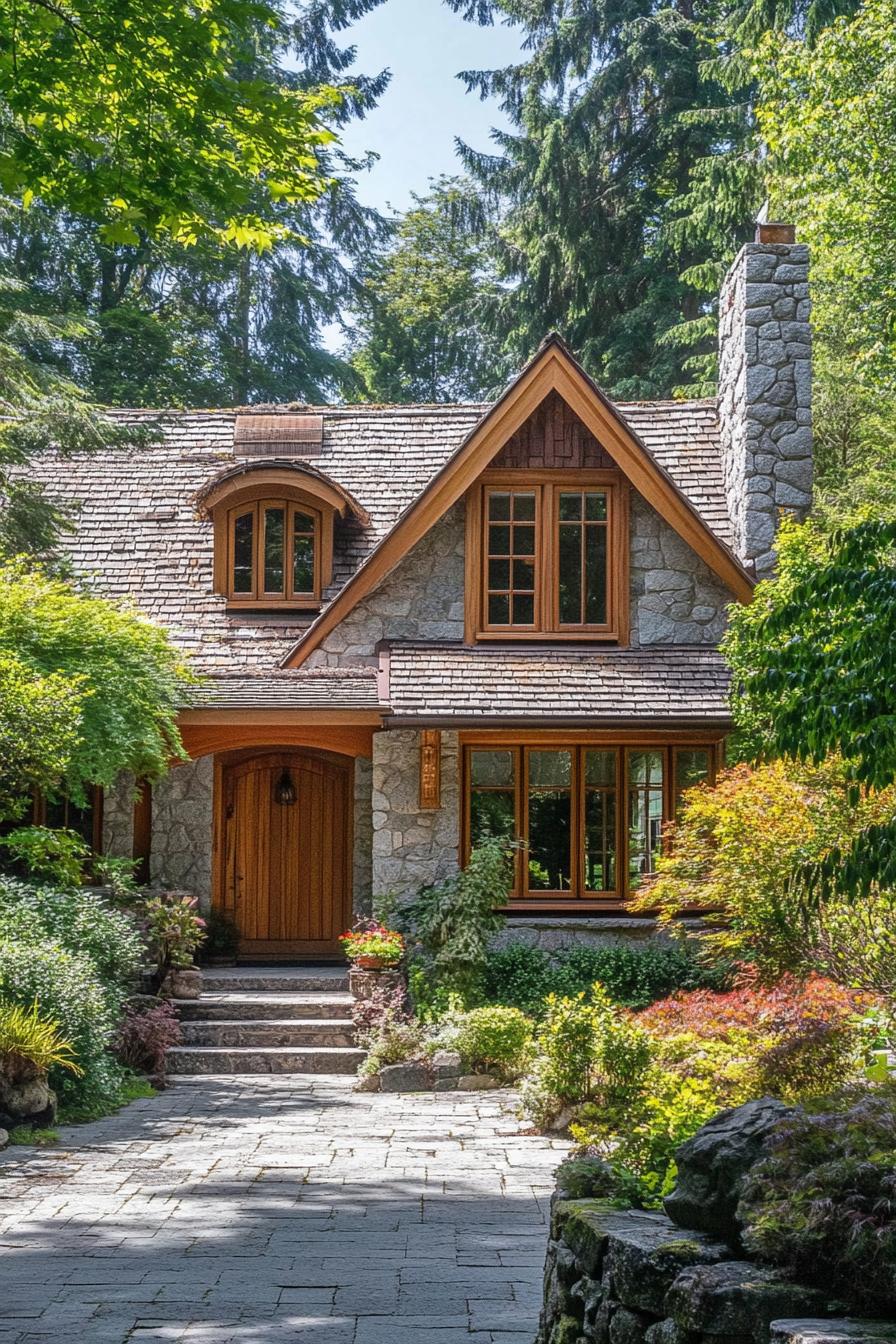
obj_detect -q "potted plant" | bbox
[143,891,207,998]
[340,920,404,970]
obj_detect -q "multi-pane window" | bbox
[627,751,665,882]
[474,477,625,639]
[227,500,319,605]
[486,491,538,626]
[466,742,716,902]
[557,491,608,627]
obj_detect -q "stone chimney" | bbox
[717,222,812,579]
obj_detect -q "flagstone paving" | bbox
[0,1076,569,1343]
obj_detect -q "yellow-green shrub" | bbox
[0,1000,82,1082]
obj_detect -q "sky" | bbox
[336,0,524,216]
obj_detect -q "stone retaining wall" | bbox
[538,1199,875,1344]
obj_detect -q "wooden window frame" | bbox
[213,488,335,611]
[465,470,630,643]
[460,732,721,910]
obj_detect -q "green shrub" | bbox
[521,984,652,1128]
[0,939,123,1106]
[0,875,143,992]
[397,837,511,1006]
[739,1089,896,1312]
[448,1006,534,1080]
[1,825,89,886]
[483,940,729,1016]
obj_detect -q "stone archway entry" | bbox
[217,749,353,959]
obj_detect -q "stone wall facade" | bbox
[371,729,460,898]
[307,504,466,669]
[630,495,733,645]
[309,493,733,671]
[353,755,373,914]
[717,242,812,578]
[102,772,136,861]
[149,756,214,905]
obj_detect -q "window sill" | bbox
[472,630,623,643]
[225,599,321,613]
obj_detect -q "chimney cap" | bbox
[755,220,796,244]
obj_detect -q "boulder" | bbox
[605,1214,732,1316]
[162,967,203,1000]
[353,1073,381,1093]
[431,1049,462,1080]
[0,1128,8,1149]
[457,1073,500,1090]
[610,1307,654,1344]
[0,1075,56,1130]
[666,1262,830,1342]
[664,1098,794,1244]
[771,1322,896,1344]
[378,1061,430,1092]
[644,1322,699,1344]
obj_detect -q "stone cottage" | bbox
[26,229,811,960]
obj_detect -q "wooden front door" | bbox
[219,750,352,958]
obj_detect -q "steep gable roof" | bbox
[281,335,753,669]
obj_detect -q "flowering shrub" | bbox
[0,939,122,1105]
[739,1089,896,1312]
[114,998,182,1081]
[340,921,404,964]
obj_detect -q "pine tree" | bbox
[449,0,857,399]
[350,176,506,402]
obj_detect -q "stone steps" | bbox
[202,969,349,993]
[166,1045,364,1075]
[178,992,354,1022]
[179,1018,356,1048]
[169,967,362,1076]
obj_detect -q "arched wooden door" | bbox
[219,750,352,959]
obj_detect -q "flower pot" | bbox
[162,967,203,1000]
[352,955,397,971]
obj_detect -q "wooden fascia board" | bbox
[549,362,754,603]
[178,708,383,726]
[281,344,753,669]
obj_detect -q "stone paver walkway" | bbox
[0,1077,568,1343]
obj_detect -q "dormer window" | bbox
[465,471,629,642]
[195,461,369,613]
[228,500,321,605]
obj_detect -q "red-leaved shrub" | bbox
[115,997,182,1082]
[636,975,871,1101]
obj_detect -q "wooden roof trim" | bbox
[194,460,369,524]
[280,337,753,670]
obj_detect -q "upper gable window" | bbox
[467,472,628,642]
[227,499,321,606]
[197,462,369,613]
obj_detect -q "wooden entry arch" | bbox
[214,748,353,959]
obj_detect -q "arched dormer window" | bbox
[195,462,368,611]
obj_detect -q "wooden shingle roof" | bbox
[382,642,732,727]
